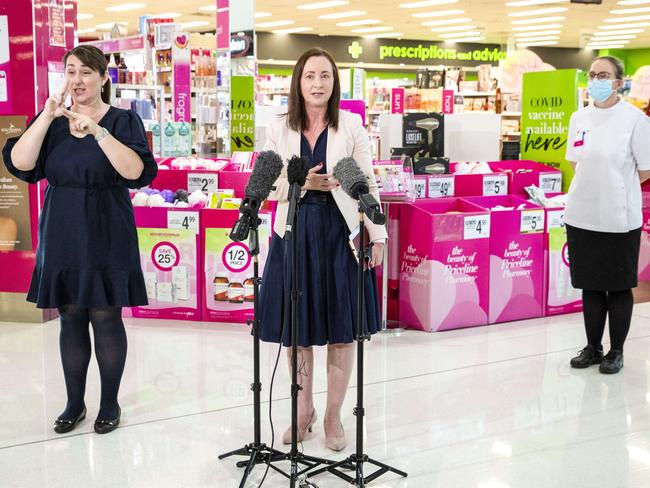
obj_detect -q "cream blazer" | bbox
[264,110,388,243]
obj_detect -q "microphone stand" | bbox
[307,204,407,487]
[219,213,286,488]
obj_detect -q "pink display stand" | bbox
[543,205,582,316]
[449,163,510,197]
[639,199,650,281]
[489,160,562,196]
[217,162,251,198]
[201,209,272,323]
[463,196,545,324]
[149,158,229,192]
[132,207,202,320]
[399,199,490,332]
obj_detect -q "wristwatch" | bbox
[95,127,110,142]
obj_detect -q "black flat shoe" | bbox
[600,349,624,374]
[94,407,121,435]
[570,345,603,368]
[53,406,86,434]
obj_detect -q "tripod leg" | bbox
[238,449,259,488]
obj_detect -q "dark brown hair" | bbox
[593,55,625,80]
[287,48,340,132]
[63,45,111,104]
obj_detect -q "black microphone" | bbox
[333,157,386,225]
[284,155,309,239]
[230,150,284,242]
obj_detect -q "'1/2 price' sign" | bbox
[222,242,252,273]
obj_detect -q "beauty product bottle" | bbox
[495,88,502,114]
[156,282,173,302]
[214,273,229,302]
[172,266,189,301]
[107,54,118,84]
[228,280,244,304]
[243,277,254,302]
[117,56,128,85]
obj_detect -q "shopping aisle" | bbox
[2,308,650,488]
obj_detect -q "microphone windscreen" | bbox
[287,155,309,186]
[245,150,284,200]
[333,157,368,199]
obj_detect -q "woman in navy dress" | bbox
[259,48,388,451]
[2,45,156,434]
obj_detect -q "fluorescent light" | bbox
[256,20,295,28]
[590,40,631,45]
[587,44,626,49]
[412,9,465,17]
[515,35,559,42]
[96,22,128,29]
[439,31,482,38]
[506,0,568,6]
[603,14,650,22]
[336,19,381,26]
[77,13,94,20]
[513,23,563,30]
[271,27,314,34]
[430,25,477,32]
[610,7,650,13]
[599,22,650,28]
[590,34,637,40]
[399,0,459,7]
[180,21,210,29]
[511,16,566,24]
[618,0,650,4]
[78,28,97,34]
[106,3,146,12]
[236,32,245,36]
[364,32,404,38]
[199,5,217,11]
[352,26,394,32]
[421,17,472,26]
[515,29,561,36]
[297,1,349,9]
[154,13,181,18]
[518,40,559,46]
[508,7,568,16]
[254,12,272,18]
[319,11,366,19]
[593,28,644,35]
[444,36,484,42]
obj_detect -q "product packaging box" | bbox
[399,198,490,332]
[132,207,202,320]
[201,209,272,323]
[489,160,562,196]
[638,199,650,280]
[149,158,229,193]
[543,205,582,315]
[463,196,545,324]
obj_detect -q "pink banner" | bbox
[216,0,229,50]
[391,88,404,114]
[172,32,191,122]
[442,89,454,114]
[85,35,145,55]
[339,99,366,126]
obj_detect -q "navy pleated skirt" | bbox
[259,192,381,347]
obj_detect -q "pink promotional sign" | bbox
[172,31,191,123]
[399,199,490,332]
[216,0,230,50]
[85,35,146,55]
[339,99,366,126]
[442,89,454,114]
[639,204,650,280]
[391,88,404,114]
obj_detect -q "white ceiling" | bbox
[77,0,650,50]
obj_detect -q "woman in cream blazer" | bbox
[258,48,387,452]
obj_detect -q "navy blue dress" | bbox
[258,129,381,347]
[2,107,157,309]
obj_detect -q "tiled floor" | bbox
[2,306,650,487]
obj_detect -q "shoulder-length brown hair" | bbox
[287,48,340,132]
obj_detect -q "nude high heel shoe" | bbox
[282,408,317,445]
[324,420,347,452]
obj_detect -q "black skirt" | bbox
[565,224,641,291]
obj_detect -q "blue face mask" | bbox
[588,79,615,103]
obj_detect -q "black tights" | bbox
[582,289,634,352]
[57,304,127,421]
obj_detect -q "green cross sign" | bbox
[348,41,363,60]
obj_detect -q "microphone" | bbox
[230,150,284,242]
[333,157,386,225]
[284,155,309,239]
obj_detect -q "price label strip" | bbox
[547,209,565,229]
[539,173,562,194]
[412,179,427,199]
[483,174,508,196]
[428,175,455,199]
[167,211,199,234]
[464,214,490,240]
[520,209,545,234]
[188,173,218,193]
